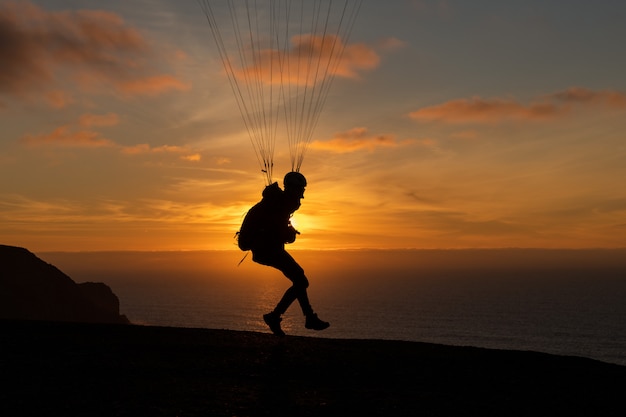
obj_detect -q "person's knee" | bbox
[299,276,310,289]
[293,274,309,290]
[286,267,308,289]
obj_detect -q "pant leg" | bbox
[252,249,313,316]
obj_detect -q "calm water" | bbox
[42,249,626,366]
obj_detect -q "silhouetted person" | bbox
[238,172,329,336]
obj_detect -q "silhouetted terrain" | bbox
[1,319,624,417]
[1,245,624,415]
[0,245,128,324]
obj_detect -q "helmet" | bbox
[283,171,307,190]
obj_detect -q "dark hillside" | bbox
[1,320,624,417]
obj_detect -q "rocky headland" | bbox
[0,244,128,324]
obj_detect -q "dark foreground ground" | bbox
[1,320,624,417]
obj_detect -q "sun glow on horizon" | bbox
[1,1,626,252]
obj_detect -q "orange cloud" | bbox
[20,125,114,148]
[120,144,152,155]
[173,49,189,61]
[19,112,199,160]
[310,127,415,153]
[121,144,186,155]
[376,37,407,50]
[121,144,200,161]
[410,97,561,124]
[549,87,626,108]
[233,35,379,86]
[79,113,120,127]
[410,87,626,124]
[20,112,118,148]
[0,1,188,104]
[181,154,202,162]
[335,39,381,78]
[44,90,74,109]
[116,75,191,96]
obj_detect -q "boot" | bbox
[305,313,330,331]
[263,312,285,336]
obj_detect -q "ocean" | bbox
[41,249,626,366]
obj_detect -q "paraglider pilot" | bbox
[237,172,330,336]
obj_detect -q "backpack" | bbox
[236,202,265,251]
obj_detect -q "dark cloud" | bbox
[0,1,188,103]
[0,3,51,94]
[410,87,626,124]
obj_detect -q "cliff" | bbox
[0,244,129,324]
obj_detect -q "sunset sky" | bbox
[1,0,626,252]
